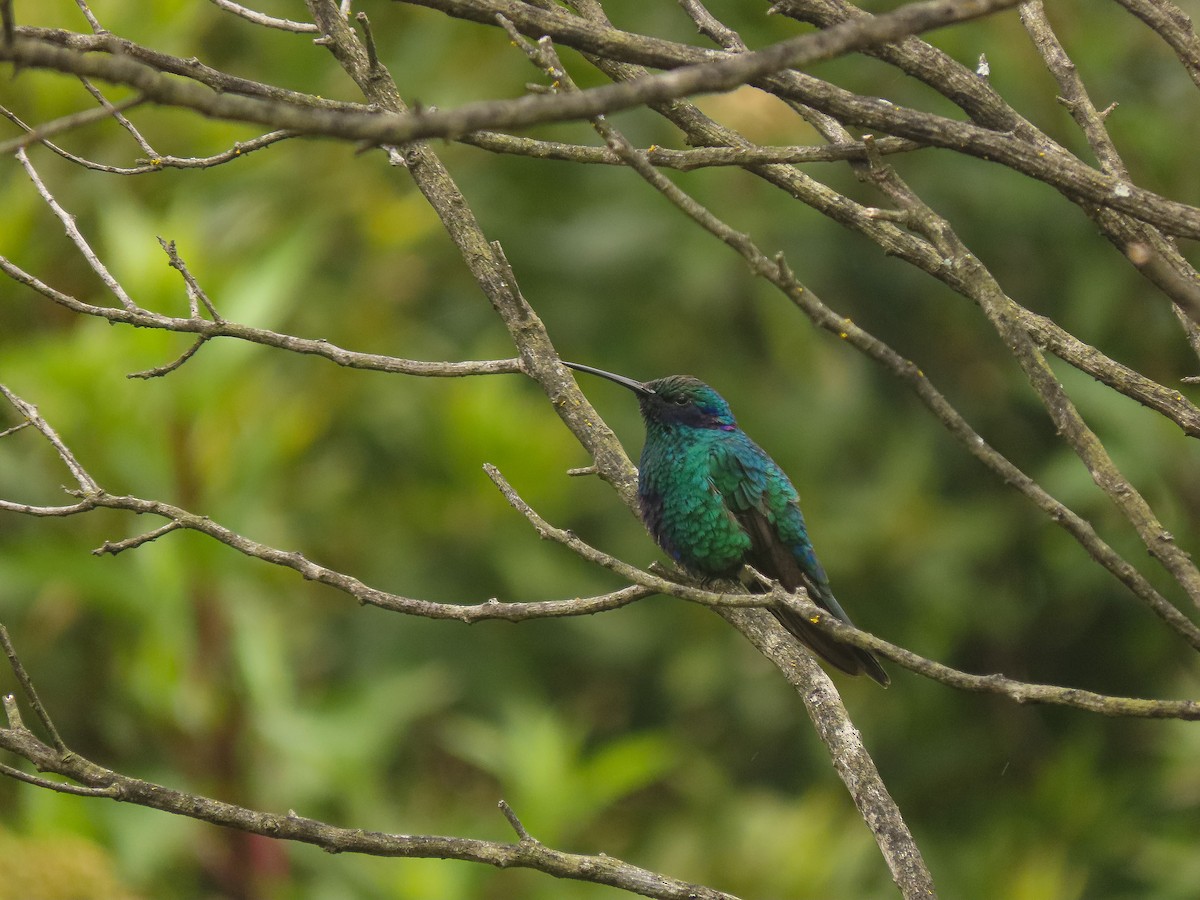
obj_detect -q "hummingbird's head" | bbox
[563,362,737,431]
[641,375,737,431]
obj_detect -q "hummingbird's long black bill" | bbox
[563,361,655,397]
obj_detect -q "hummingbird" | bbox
[565,361,888,686]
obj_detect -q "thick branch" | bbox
[459,130,923,170]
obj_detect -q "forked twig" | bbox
[0,625,68,753]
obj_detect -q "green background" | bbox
[1,1,1198,897]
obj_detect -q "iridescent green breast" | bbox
[638,427,751,577]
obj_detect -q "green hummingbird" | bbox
[566,361,888,686]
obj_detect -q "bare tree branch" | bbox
[0,385,99,495]
[0,383,652,622]
[0,249,519,376]
[14,25,365,110]
[3,2,1199,896]
[0,631,740,900]
[403,0,1200,243]
[532,1,1200,641]
[0,625,67,753]
[1112,0,1200,88]
[0,93,146,155]
[488,462,1200,721]
[7,4,1200,244]
[304,0,644,508]
[6,380,1193,724]
[557,0,1200,441]
[0,103,294,172]
[1019,1,1200,328]
[460,129,924,169]
[15,147,136,309]
[766,592,1200,719]
[208,0,320,33]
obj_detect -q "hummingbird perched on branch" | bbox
[565,361,888,687]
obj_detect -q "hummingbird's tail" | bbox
[770,605,891,687]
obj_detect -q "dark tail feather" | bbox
[771,606,890,687]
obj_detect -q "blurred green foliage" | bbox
[2,0,1199,898]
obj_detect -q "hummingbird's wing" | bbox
[706,439,837,604]
[708,440,890,686]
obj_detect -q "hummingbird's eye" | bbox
[671,394,688,406]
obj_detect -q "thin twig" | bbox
[157,238,223,321]
[498,801,533,841]
[0,762,122,798]
[0,106,294,172]
[72,0,104,34]
[0,95,148,157]
[128,337,212,379]
[484,464,765,609]
[0,254,520,377]
[0,625,68,753]
[13,25,367,110]
[15,148,137,310]
[92,521,183,555]
[1020,2,1200,334]
[678,0,746,50]
[77,77,158,156]
[209,0,320,33]
[0,384,99,494]
[1021,2,1125,175]
[1,693,23,730]
[768,589,1200,719]
[354,12,380,71]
